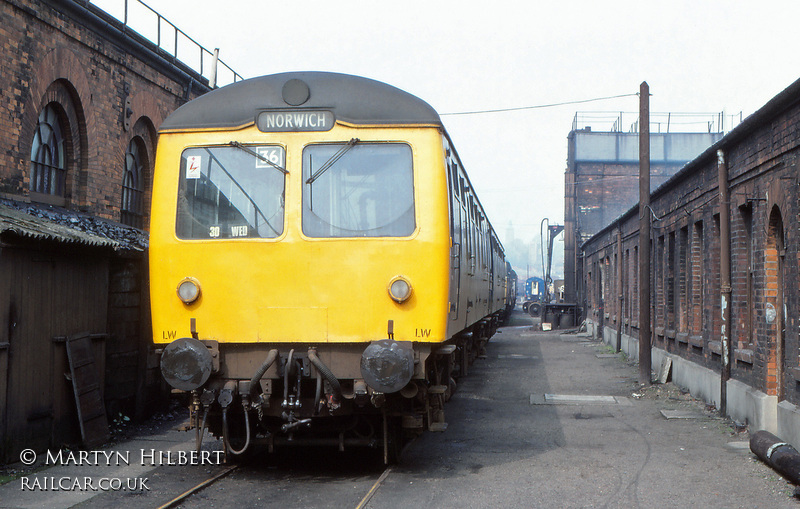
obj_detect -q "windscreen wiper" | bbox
[228,141,288,174]
[205,148,281,236]
[305,138,359,184]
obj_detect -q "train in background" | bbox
[151,72,512,463]
[504,262,518,320]
[521,276,545,316]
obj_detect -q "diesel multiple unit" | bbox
[151,72,512,462]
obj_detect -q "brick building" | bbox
[580,77,800,447]
[0,0,231,461]
[563,114,724,306]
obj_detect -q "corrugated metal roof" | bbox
[0,201,148,252]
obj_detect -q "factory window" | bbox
[667,231,676,331]
[691,221,704,335]
[30,104,68,202]
[586,271,592,310]
[121,137,146,228]
[594,261,603,308]
[740,204,754,352]
[678,226,688,333]
[624,248,630,322]
[765,206,786,398]
[711,214,722,344]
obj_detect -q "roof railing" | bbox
[88,0,243,87]
[572,111,743,134]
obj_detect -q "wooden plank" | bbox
[658,356,673,384]
[65,332,109,448]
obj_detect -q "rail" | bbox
[572,110,743,134]
[88,0,243,87]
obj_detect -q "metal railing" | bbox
[572,110,743,134]
[88,0,243,87]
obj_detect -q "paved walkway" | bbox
[1,312,797,508]
[0,417,200,508]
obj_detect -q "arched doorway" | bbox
[765,205,786,400]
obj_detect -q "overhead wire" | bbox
[440,92,640,116]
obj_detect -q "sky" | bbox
[92,0,800,277]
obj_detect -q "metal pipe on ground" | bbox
[750,430,800,485]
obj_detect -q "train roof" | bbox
[159,71,442,132]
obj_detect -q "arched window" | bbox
[30,104,67,198]
[765,205,786,400]
[121,137,146,228]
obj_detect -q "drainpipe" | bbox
[616,227,623,353]
[718,149,732,415]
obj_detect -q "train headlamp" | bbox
[361,340,415,394]
[388,276,412,303]
[177,277,201,304]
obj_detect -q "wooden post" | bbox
[638,82,652,384]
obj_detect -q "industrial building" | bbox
[564,113,725,305]
[0,0,235,461]
[580,77,800,447]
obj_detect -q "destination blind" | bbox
[256,110,334,132]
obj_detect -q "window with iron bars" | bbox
[30,104,67,198]
[121,137,145,228]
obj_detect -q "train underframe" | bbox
[179,316,501,464]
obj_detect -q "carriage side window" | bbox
[302,143,415,237]
[176,145,286,239]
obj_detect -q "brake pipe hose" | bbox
[308,348,342,401]
[249,349,279,399]
[222,403,251,455]
[195,406,209,453]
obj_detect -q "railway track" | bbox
[151,454,393,509]
[155,464,239,509]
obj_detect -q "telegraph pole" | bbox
[638,82,652,384]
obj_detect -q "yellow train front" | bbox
[151,72,508,462]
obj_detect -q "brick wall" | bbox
[0,0,214,433]
[581,79,800,405]
[1,0,207,221]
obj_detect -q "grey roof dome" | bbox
[159,72,441,132]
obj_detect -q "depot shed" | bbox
[0,201,149,460]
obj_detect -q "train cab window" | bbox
[176,145,286,239]
[302,142,415,237]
